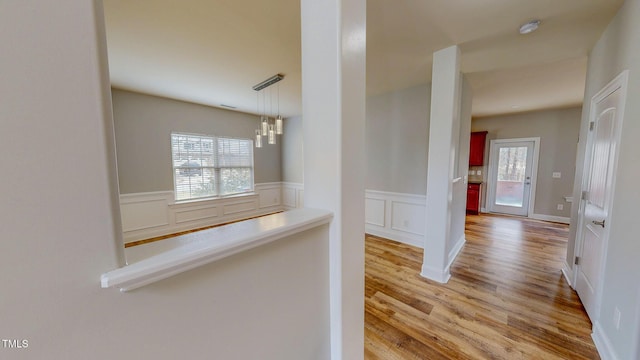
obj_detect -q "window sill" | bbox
[101,208,333,292]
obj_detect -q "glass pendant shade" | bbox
[268,124,276,144]
[275,116,283,135]
[255,129,262,148]
[261,117,269,136]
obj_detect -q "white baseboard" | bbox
[592,321,619,360]
[448,235,466,269]
[561,260,574,288]
[365,226,423,248]
[530,213,570,224]
[420,263,451,284]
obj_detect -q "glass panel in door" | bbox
[495,146,528,207]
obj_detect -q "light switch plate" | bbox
[552,172,561,178]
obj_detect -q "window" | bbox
[171,133,254,201]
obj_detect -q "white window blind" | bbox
[171,133,254,201]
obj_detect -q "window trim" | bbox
[171,132,254,202]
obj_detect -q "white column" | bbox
[301,0,366,359]
[422,46,462,283]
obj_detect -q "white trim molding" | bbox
[421,263,452,284]
[561,260,574,288]
[530,213,571,224]
[282,182,304,209]
[365,190,426,248]
[119,183,291,243]
[486,137,541,217]
[592,321,620,360]
[448,235,466,270]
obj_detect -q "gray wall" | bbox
[471,107,581,218]
[112,89,282,194]
[366,84,431,194]
[568,0,640,358]
[282,115,304,183]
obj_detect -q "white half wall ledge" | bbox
[101,208,333,292]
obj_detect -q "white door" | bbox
[487,139,538,216]
[575,71,627,321]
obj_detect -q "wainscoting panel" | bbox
[120,192,172,233]
[282,182,304,209]
[223,199,259,216]
[283,187,296,208]
[120,183,291,244]
[174,204,219,224]
[257,183,282,209]
[365,190,427,248]
[390,201,425,236]
[365,198,386,227]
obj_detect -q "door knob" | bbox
[592,219,605,228]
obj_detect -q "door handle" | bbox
[592,219,605,228]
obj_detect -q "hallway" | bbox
[365,214,598,359]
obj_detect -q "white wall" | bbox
[366,84,431,194]
[0,1,330,359]
[448,77,473,260]
[568,0,640,358]
[301,0,366,357]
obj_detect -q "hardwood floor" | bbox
[364,213,599,359]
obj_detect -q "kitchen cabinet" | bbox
[466,183,481,215]
[469,131,488,166]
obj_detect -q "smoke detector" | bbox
[519,20,541,34]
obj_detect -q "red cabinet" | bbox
[469,131,488,166]
[466,183,481,215]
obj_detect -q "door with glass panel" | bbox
[487,139,537,216]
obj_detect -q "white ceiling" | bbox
[103,0,623,118]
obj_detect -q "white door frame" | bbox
[486,137,540,217]
[571,70,628,319]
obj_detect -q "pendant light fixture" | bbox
[268,124,276,144]
[275,83,283,134]
[255,129,262,148]
[253,74,285,148]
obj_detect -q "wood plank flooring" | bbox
[365,213,599,359]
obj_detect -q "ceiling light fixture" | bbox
[253,74,285,148]
[252,74,284,91]
[519,20,541,35]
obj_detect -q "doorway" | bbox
[486,138,540,217]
